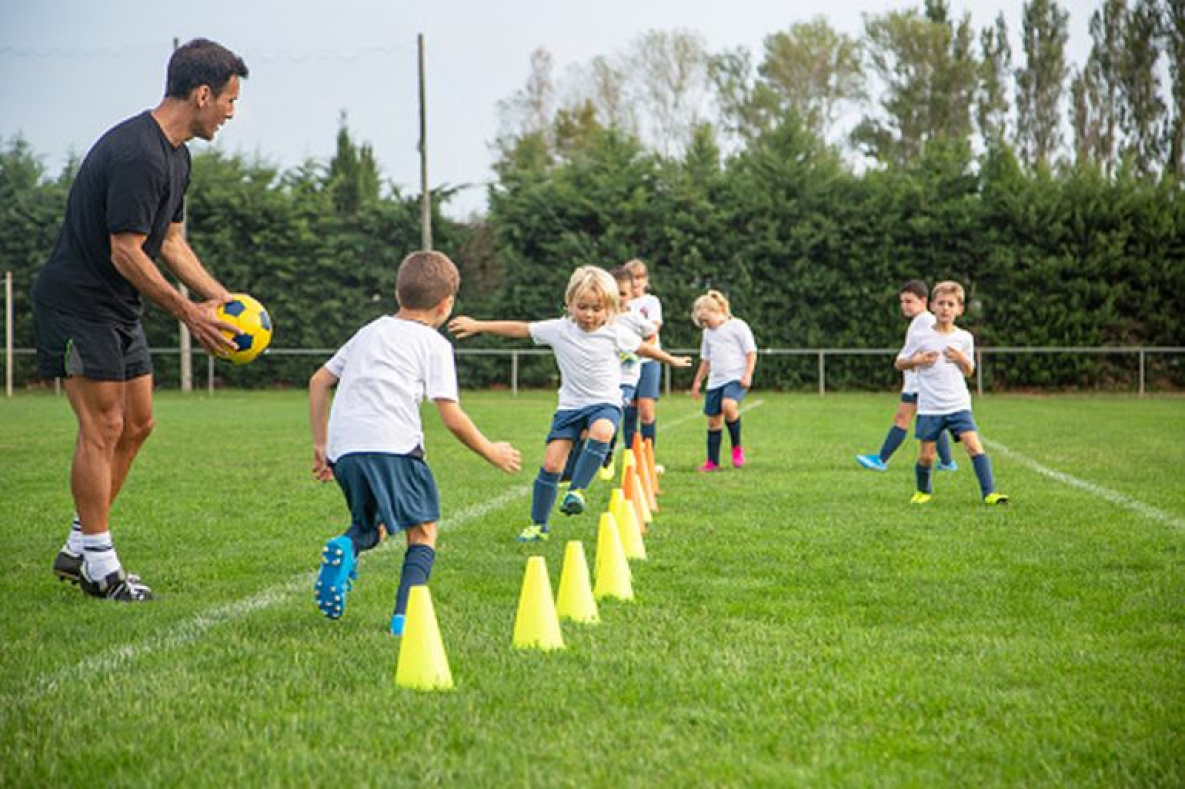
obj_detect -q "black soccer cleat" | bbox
[53,550,84,585]
[80,565,154,602]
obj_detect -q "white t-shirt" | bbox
[324,316,458,462]
[700,317,757,390]
[900,311,936,395]
[897,323,975,415]
[529,317,641,410]
[615,311,656,388]
[629,294,663,362]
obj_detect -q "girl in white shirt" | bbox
[690,290,757,471]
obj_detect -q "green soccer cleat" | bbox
[559,489,586,516]
[909,491,933,505]
[517,524,550,542]
[984,492,1010,506]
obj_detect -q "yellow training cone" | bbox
[593,512,634,601]
[395,585,454,691]
[609,489,646,561]
[556,541,599,624]
[513,556,565,650]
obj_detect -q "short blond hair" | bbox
[622,258,649,279]
[565,266,620,316]
[396,251,459,309]
[692,289,731,328]
[931,280,965,305]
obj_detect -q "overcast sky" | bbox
[2,0,1090,217]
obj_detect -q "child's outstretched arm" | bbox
[637,341,692,369]
[308,366,340,482]
[690,359,710,398]
[435,399,522,472]
[448,316,531,340]
[740,351,757,389]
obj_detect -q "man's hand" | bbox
[186,298,240,356]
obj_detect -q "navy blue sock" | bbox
[726,418,742,448]
[571,439,609,490]
[603,430,618,468]
[971,453,995,497]
[915,463,933,494]
[878,425,908,462]
[531,469,561,525]
[937,431,953,466]
[623,405,639,448]
[707,429,723,465]
[640,420,656,447]
[561,439,583,482]
[393,544,435,617]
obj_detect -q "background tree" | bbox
[1015,0,1070,170]
[756,18,865,143]
[1081,0,1127,174]
[1167,0,1185,177]
[1117,0,1166,176]
[976,12,1012,148]
[495,48,557,153]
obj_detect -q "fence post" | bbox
[511,351,518,398]
[1139,348,1146,397]
[207,354,214,395]
[976,350,983,396]
[665,362,671,397]
[818,351,825,396]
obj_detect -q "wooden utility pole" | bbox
[5,271,12,399]
[418,33,432,251]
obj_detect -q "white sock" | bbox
[82,531,121,580]
[64,514,84,555]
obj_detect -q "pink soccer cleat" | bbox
[731,447,746,468]
[697,460,720,472]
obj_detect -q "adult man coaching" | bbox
[33,38,249,602]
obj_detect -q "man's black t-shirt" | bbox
[33,111,191,324]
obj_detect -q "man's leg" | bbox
[108,374,155,508]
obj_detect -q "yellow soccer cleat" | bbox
[909,491,933,505]
[984,492,1010,506]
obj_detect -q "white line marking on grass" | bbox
[984,439,1185,530]
[24,401,763,701]
[26,486,530,702]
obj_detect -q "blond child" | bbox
[450,266,689,542]
[690,290,757,471]
[309,251,521,635]
[895,281,1008,505]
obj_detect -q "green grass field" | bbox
[2,391,1183,788]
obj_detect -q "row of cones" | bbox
[395,435,664,691]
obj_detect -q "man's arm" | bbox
[111,230,236,354]
[159,223,232,301]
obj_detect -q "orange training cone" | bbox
[395,586,454,691]
[623,465,649,533]
[627,465,653,527]
[513,556,565,650]
[593,512,633,601]
[644,438,662,495]
[556,541,599,624]
[609,489,646,561]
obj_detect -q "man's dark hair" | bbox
[899,279,929,300]
[166,39,249,99]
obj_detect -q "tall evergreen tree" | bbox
[1083,0,1127,174]
[976,13,1012,148]
[1168,0,1185,177]
[1015,0,1070,170]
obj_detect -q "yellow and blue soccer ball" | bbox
[216,294,273,365]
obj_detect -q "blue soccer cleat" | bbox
[314,536,356,620]
[559,489,586,516]
[937,460,959,472]
[390,613,406,637]
[856,454,888,471]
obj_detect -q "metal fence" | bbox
[8,345,1184,397]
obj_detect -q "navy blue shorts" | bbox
[33,303,152,381]
[703,381,747,416]
[547,403,622,443]
[900,392,919,404]
[635,361,661,400]
[916,410,977,442]
[331,452,440,536]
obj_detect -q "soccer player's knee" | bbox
[125,414,156,444]
[722,400,740,421]
[407,522,437,546]
[588,420,615,442]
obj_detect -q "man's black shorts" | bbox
[33,302,152,381]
